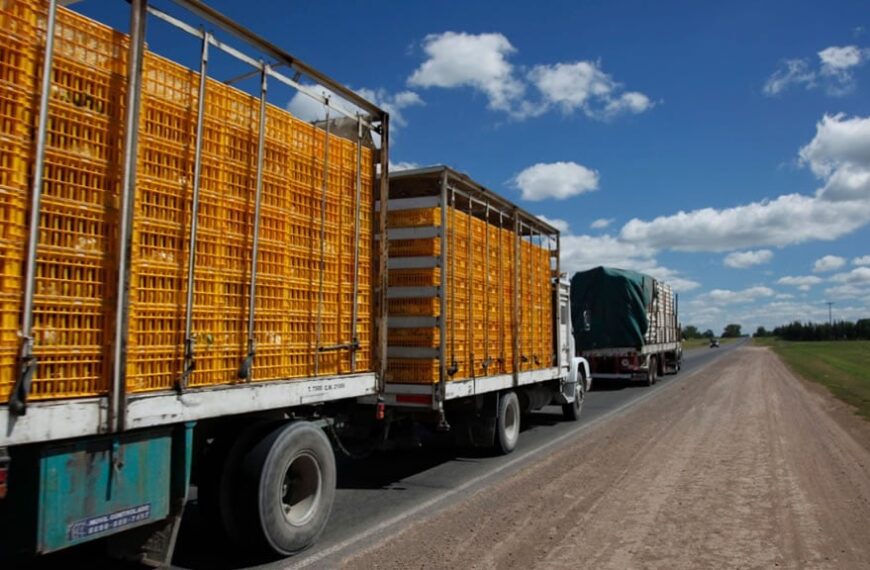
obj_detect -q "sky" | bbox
[79,0,870,336]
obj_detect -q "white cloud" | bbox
[513,161,599,201]
[764,45,870,97]
[763,59,816,95]
[590,218,614,229]
[536,215,570,233]
[853,255,870,266]
[775,293,795,300]
[696,286,775,305]
[812,254,846,272]
[528,61,654,119]
[620,193,870,252]
[619,114,870,252]
[559,233,699,291]
[390,161,420,172]
[407,32,651,121]
[408,32,525,115]
[830,266,870,283]
[723,249,774,269]
[799,114,870,202]
[777,275,823,291]
[287,85,423,128]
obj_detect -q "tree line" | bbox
[682,324,743,339]
[753,319,870,341]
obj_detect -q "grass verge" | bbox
[754,338,870,420]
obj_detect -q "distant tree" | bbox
[702,329,715,339]
[722,324,742,338]
[682,325,701,339]
[754,326,769,338]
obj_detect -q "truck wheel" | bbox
[645,357,657,386]
[562,378,585,421]
[495,391,521,455]
[244,422,336,555]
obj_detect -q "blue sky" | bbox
[80,0,870,335]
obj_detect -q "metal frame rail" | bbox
[7,0,390,432]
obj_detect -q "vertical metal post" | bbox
[512,211,520,384]
[437,169,448,408]
[449,187,456,376]
[109,0,147,432]
[498,211,504,372]
[180,31,210,390]
[9,0,59,415]
[375,114,389,395]
[239,64,268,381]
[466,197,473,378]
[314,106,331,376]
[349,116,363,372]
[483,202,489,373]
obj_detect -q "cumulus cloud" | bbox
[830,266,870,283]
[408,32,525,114]
[764,45,870,97]
[798,114,870,202]
[390,161,420,172]
[287,85,423,128]
[696,286,775,305]
[723,249,774,268]
[536,215,570,233]
[407,32,652,120]
[559,233,699,291]
[513,161,599,201]
[590,218,614,229]
[528,61,654,119]
[812,254,846,273]
[777,275,823,291]
[619,114,870,252]
[854,255,870,266]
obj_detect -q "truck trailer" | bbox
[571,266,682,386]
[0,1,588,564]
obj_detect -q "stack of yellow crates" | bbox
[385,204,552,384]
[0,0,374,400]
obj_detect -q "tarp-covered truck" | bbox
[571,266,682,386]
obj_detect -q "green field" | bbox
[754,338,870,420]
[682,337,740,349]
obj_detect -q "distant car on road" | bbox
[710,338,721,348]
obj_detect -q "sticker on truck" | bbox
[68,504,152,540]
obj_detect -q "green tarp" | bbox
[570,266,655,351]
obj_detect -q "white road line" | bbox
[284,350,729,570]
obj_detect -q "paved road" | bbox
[172,339,747,569]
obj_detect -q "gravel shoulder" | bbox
[337,347,870,569]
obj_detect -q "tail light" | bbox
[0,449,9,500]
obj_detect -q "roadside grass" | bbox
[754,338,870,420]
[683,337,740,349]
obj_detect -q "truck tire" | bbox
[645,357,657,386]
[562,377,585,421]
[244,421,336,555]
[495,391,521,455]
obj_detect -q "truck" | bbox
[0,1,588,565]
[570,266,682,386]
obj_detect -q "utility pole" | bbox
[825,301,834,326]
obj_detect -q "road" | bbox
[171,340,747,569]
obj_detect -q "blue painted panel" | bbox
[37,429,173,553]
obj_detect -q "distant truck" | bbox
[570,267,682,386]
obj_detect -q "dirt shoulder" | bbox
[337,347,870,569]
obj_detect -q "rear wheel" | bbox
[244,422,336,555]
[645,357,658,386]
[495,391,521,455]
[562,377,585,421]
